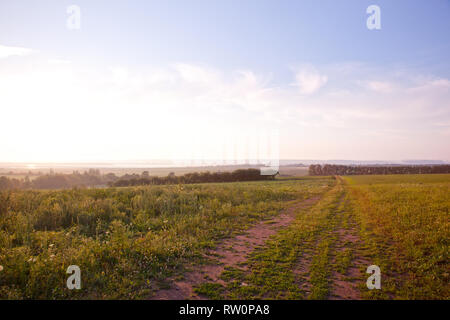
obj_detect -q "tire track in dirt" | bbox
[328,179,370,300]
[292,239,316,296]
[150,196,322,300]
[329,224,369,299]
[290,182,346,300]
[291,178,370,300]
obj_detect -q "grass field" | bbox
[0,174,448,299]
[345,174,449,299]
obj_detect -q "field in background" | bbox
[0,174,448,299]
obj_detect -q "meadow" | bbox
[192,174,449,300]
[0,177,331,299]
[0,174,448,299]
[345,174,449,299]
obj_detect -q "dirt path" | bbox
[329,221,369,299]
[292,238,316,297]
[151,196,321,300]
[327,182,371,300]
[291,179,370,300]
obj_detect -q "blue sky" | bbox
[0,0,449,162]
[2,1,449,76]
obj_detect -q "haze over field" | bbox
[0,0,449,164]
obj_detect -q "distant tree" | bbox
[24,176,31,188]
[0,176,11,190]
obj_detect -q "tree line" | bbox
[308,164,450,176]
[0,168,276,190]
[112,169,275,187]
[0,169,117,190]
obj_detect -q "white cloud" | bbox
[365,80,394,93]
[293,67,328,94]
[172,63,220,85]
[408,78,450,93]
[0,45,35,59]
[48,59,72,65]
[0,59,449,161]
[110,66,129,84]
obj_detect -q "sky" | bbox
[0,0,449,163]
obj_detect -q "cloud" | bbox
[110,66,129,84]
[172,63,220,85]
[365,80,395,93]
[293,67,328,94]
[408,78,450,93]
[0,45,35,59]
[48,59,72,65]
[0,59,449,161]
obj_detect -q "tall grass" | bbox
[0,178,332,299]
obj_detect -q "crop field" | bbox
[0,174,448,299]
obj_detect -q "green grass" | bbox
[222,180,343,300]
[335,248,353,275]
[346,173,450,185]
[1,173,448,300]
[193,282,225,299]
[0,177,333,299]
[344,174,450,299]
[218,174,449,300]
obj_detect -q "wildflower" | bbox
[49,244,54,248]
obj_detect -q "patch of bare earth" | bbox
[150,196,321,300]
[329,222,370,300]
[292,242,316,296]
